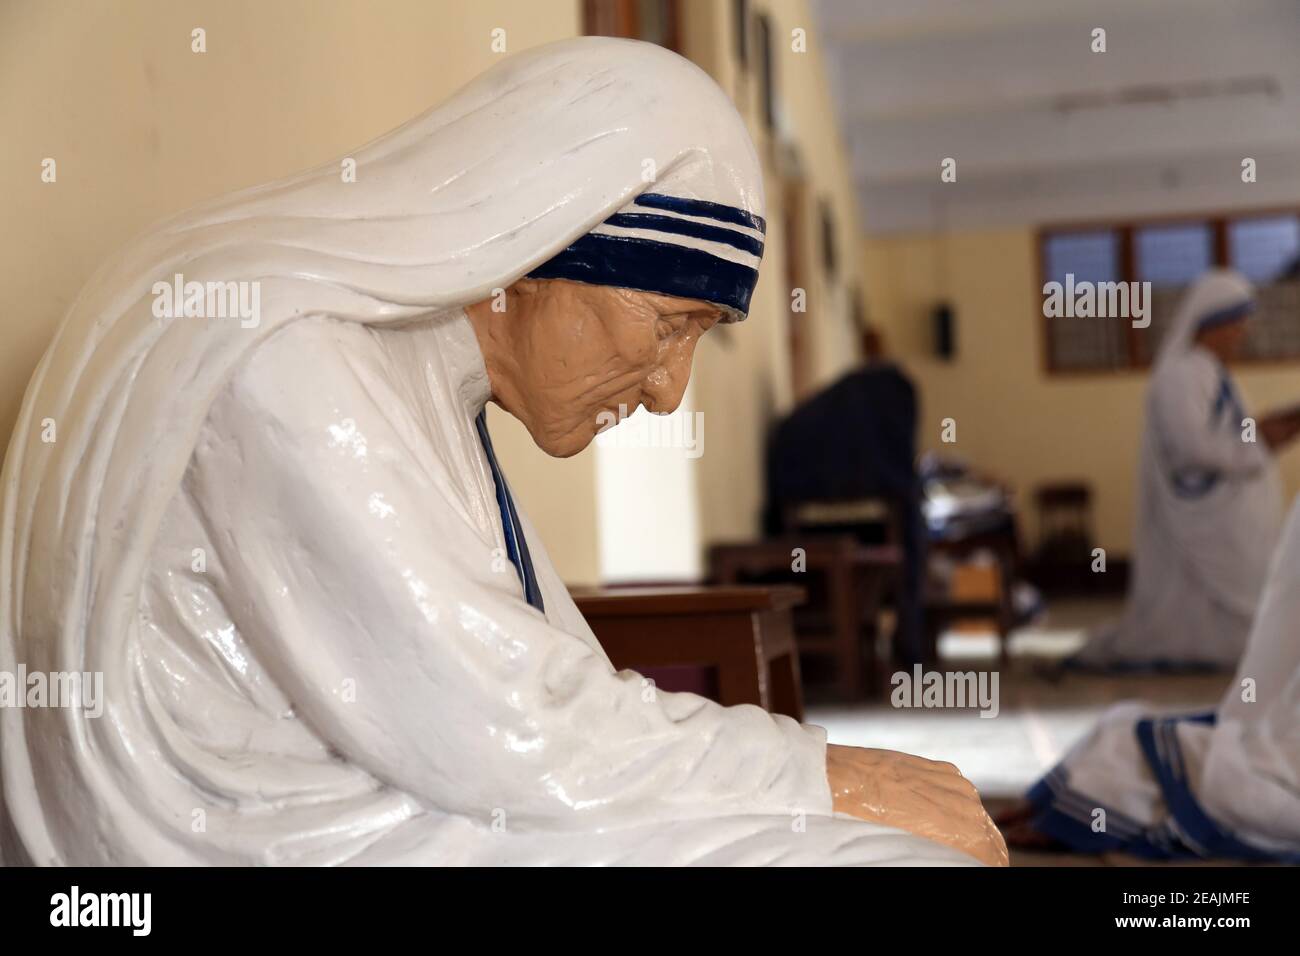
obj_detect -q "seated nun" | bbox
[0,38,1006,866]
[1002,493,1300,861]
[1071,270,1300,670]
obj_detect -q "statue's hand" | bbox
[826,743,1009,866]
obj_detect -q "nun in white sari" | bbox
[1072,270,1285,669]
[1020,494,1300,861]
[0,38,993,866]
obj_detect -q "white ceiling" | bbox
[811,0,1300,234]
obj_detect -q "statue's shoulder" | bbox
[222,317,388,431]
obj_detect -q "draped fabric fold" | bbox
[1030,494,1300,861]
[1,37,973,866]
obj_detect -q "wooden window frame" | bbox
[756,13,776,132]
[582,0,682,54]
[1038,205,1300,376]
[819,199,837,279]
[733,0,750,69]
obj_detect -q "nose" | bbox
[640,332,702,414]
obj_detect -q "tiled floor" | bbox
[805,598,1234,866]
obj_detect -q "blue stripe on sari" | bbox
[1026,710,1300,861]
[1210,369,1245,428]
[1170,466,1221,499]
[602,212,764,257]
[527,232,760,315]
[1195,298,1254,332]
[1135,714,1299,862]
[475,410,545,613]
[631,192,767,234]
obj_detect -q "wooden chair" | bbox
[708,535,902,699]
[1032,481,1096,593]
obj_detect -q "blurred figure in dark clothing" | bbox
[764,330,926,665]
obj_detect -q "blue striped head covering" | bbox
[1159,269,1257,367]
[1195,297,1255,332]
[1187,269,1256,334]
[526,189,766,320]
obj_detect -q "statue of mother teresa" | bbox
[0,38,1004,866]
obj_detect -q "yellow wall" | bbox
[1,0,864,584]
[863,228,1300,552]
[685,0,867,552]
[0,0,604,581]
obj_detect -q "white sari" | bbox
[1074,271,1284,669]
[1030,494,1300,860]
[0,37,973,867]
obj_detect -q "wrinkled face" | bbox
[485,278,723,458]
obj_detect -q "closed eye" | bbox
[657,310,717,339]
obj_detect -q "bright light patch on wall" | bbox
[594,385,703,584]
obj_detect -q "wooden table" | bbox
[571,585,807,721]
